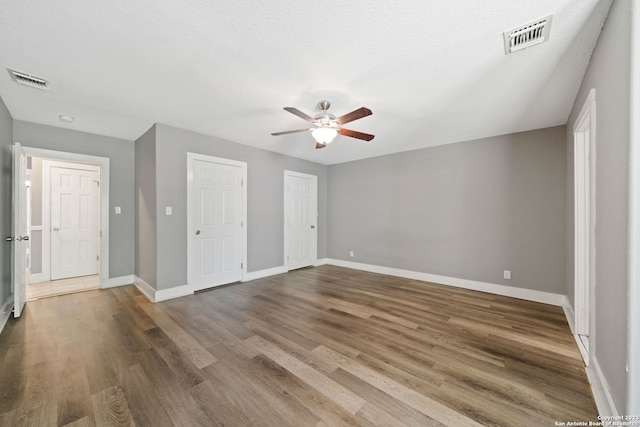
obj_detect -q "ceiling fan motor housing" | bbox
[314,101,338,127]
[314,112,338,127]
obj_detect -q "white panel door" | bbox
[12,143,28,318]
[285,171,317,270]
[50,166,100,280]
[190,159,243,290]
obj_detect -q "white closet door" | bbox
[190,159,243,290]
[285,171,317,270]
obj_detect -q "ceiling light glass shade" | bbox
[312,127,338,144]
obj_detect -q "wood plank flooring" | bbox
[0,265,598,426]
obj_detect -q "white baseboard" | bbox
[562,299,576,332]
[561,300,618,418]
[155,284,193,302]
[0,294,13,336]
[133,277,157,302]
[587,356,620,417]
[101,275,135,289]
[561,302,590,365]
[242,260,328,282]
[326,259,567,306]
[243,266,288,282]
[133,276,193,303]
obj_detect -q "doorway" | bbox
[573,88,596,365]
[187,153,247,291]
[27,158,101,299]
[284,171,318,270]
[12,146,110,310]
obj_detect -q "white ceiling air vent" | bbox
[503,15,552,54]
[7,68,51,90]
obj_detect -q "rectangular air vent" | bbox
[7,68,51,90]
[503,15,552,54]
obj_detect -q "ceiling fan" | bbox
[271,100,374,149]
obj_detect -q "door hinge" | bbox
[95,180,100,187]
[241,262,243,269]
[97,255,99,261]
[241,178,243,187]
[241,221,243,227]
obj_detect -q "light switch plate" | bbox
[166,206,172,216]
[115,206,121,214]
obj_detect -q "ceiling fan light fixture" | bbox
[312,127,338,144]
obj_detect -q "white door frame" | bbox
[573,88,596,364]
[284,170,318,270]
[31,160,101,283]
[18,145,110,287]
[186,152,247,288]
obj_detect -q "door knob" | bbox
[21,236,29,241]
[53,228,59,231]
[195,230,201,235]
[5,237,13,242]
[310,225,315,229]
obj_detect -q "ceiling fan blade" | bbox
[338,128,375,141]
[283,107,315,123]
[316,142,327,149]
[337,107,372,125]
[271,128,311,136]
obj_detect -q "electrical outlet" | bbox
[349,251,354,257]
[504,270,511,280]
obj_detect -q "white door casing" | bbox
[187,153,246,291]
[573,88,596,363]
[285,171,317,270]
[12,143,28,318]
[14,147,109,288]
[49,163,100,280]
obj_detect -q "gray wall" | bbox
[565,0,631,413]
[135,125,157,288]
[153,123,328,290]
[13,120,135,278]
[0,96,12,307]
[328,126,567,294]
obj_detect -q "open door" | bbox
[11,142,28,318]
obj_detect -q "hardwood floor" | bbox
[0,265,598,426]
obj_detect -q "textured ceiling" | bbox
[0,0,611,165]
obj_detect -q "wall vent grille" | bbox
[503,16,552,54]
[7,68,51,90]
